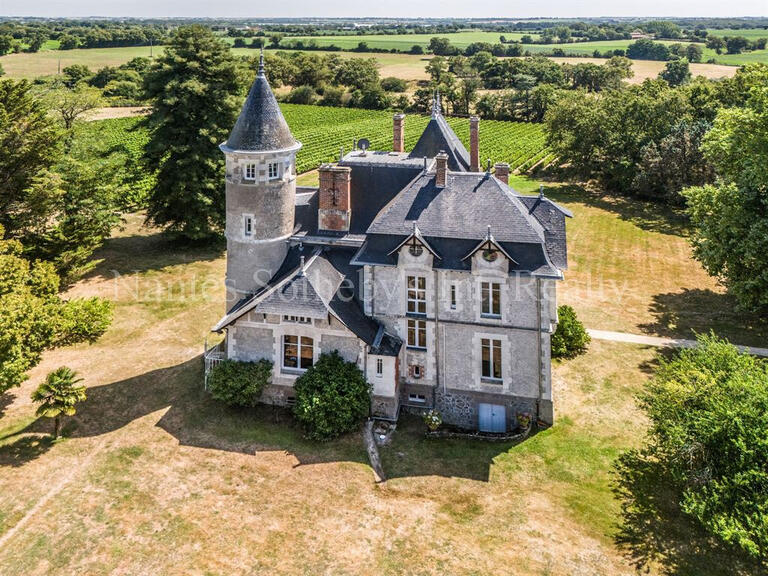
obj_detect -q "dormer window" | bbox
[409,244,423,257]
[268,162,280,180]
[244,163,257,181]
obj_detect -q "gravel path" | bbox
[588,329,768,357]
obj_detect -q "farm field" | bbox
[0,161,762,573]
[1,43,746,85]
[81,107,553,195]
[706,27,768,39]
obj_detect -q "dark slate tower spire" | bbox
[220,56,302,304]
[221,51,298,154]
[408,90,470,171]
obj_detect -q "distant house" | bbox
[630,30,652,40]
[207,53,571,433]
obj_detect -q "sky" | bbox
[1,0,766,18]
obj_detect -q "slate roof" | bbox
[221,55,299,153]
[213,247,384,344]
[518,195,572,270]
[408,113,471,171]
[367,172,545,244]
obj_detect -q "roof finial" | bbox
[487,224,492,239]
[539,184,544,199]
[432,87,442,117]
[258,47,265,77]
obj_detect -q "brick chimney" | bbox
[318,164,352,232]
[469,116,480,172]
[393,113,405,153]
[494,162,510,185]
[435,151,448,188]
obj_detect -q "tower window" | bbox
[268,162,280,180]
[450,284,457,310]
[244,163,257,181]
[376,358,383,377]
[243,215,253,237]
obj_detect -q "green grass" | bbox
[706,27,768,39]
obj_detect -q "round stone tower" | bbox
[220,52,301,305]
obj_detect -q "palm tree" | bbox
[31,367,86,438]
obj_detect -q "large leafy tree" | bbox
[683,83,768,312]
[143,25,241,241]
[31,366,87,438]
[615,334,768,563]
[0,225,112,393]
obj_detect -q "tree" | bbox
[0,35,13,56]
[551,305,590,358]
[333,58,379,91]
[428,37,459,56]
[61,64,92,88]
[627,39,670,61]
[293,351,371,440]
[686,43,703,63]
[31,367,86,438]
[0,225,112,393]
[706,36,726,54]
[659,58,691,87]
[380,76,407,92]
[614,334,768,562]
[143,25,241,241]
[207,359,272,407]
[268,34,283,48]
[726,36,750,54]
[425,55,448,85]
[683,84,768,312]
[44,85,103,131]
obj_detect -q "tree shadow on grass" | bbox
[541,182,690,237]
[1,357,365,470]
[612,452,764,576]
[379,414,525,482]
[1,359,511,481]
[639,289,768,347]
[83,228,223,281]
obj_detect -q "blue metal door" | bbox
[478,403,506,433]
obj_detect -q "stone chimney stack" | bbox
[469,116,480,172]
[435,151,449,188]
[318,164,352,232]
[494,162,510,185]
[393,113,405,153]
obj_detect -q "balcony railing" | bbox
[203,337,227,389]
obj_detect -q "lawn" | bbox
[1,158,765,574]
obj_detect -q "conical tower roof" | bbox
[221,52,299,153]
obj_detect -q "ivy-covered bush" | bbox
[551,305,590,359]
[207,359,272,408]
[293,351,371,440]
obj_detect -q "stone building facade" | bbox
[210,53,571,432]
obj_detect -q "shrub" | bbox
[293,351,370,440]
[381,76,407,93]
[551,305,590,358]
[207,359,272,408]
[285,85,317,105]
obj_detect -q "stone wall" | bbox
[435,388,537,431]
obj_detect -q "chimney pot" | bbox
[469,116,480,172]
[393,113,405,153]
[494,162,510,185]
[435,151,449,188]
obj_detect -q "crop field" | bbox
[706,27,768,39]
[248,30,537,51]
[84,105,552,198]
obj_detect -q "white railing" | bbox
[203,337,227,389]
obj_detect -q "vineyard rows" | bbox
[83,106,554,207]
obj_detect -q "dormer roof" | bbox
[408,93,470,171]
[221,52,299,153]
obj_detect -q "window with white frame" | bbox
[481,281,501,317]
[450,283,457,310]
[282,335,314,371]
[244,163,257,181]
[282,315,311,324]
[243,214,253,237]
[407,318,427,349]
[268,162,280,180]
[481,338,502,381]
[376,358,383,377]
[406,276,426,315]
[408,393,426,403]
